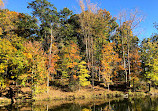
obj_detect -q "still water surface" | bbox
[0,97,158,111]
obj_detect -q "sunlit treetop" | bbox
[0,0,4,8]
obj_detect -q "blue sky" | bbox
[4,0,158,41]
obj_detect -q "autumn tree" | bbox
[0,38,17,88]
[0,9,19,36]
[93,9,118,81]
[59,41,81,91]
[78,0,117,88]
[47,43,59,80]
[112,9,143,85]
[78,0,96,88]
[24,41,48,94]
[0,0,151,94]
[129,36,142,83]
[0,35,30,90]
[78,61,90,88]
[101,43,121,90]
[28,0,59,93]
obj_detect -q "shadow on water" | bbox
[0,96,158,111]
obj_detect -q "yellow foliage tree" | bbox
[78,61,90,87]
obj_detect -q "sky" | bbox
[3,0,158,41]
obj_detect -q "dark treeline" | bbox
[0,0,157,94]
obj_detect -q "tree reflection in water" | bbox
[0,97,158,111]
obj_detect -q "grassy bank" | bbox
[33,86,158,101]
[34,86,121,101]
[1,86,158,105]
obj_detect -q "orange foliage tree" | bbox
[48,43,59,80]
[130,47,142,82]
[101,43,121,89]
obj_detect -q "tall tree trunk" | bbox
[91,37,94,89]
[88,34,91,70]
[122,31,128,82]
[86,35,88,61]
[99,67,101,81]
[108,83,110,91]
[127,30,131,87]
[47,26,53,93]
[31,57,34,97]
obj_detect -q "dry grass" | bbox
[150,88,158,96]
[34,86,124,101]
[34,85,157,102]
[21,87,32,92]
[2,85,157,105]
[0,97,11,106]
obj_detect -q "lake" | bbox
[0,96,158,111]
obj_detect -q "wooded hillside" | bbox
[0,0,157,96]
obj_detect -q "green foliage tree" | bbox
[15,13,38,40]
[141,35,158,85]
[28,0,58,41]
[58,7,75,43]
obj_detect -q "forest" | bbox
[0,0,158,98]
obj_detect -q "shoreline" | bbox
[1,94,158,111]
[1,86,158,104]
[33,86,158,101]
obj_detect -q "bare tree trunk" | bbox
[31,57,34,97]
[88,34,91,70]
[99,67,101,81]
[47,26,53,93]
[120,26,128,83]
[127,30,131,86]
[133,79,135,92]
[79,0,98,90]
[118,9,143,83]
[86,35,88,60]
[47,105,49,111]
[127,45,130,82]
[122,36,128,82]
[108,83,109,91]
[31,70,34,96]
[91,37,94,89]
